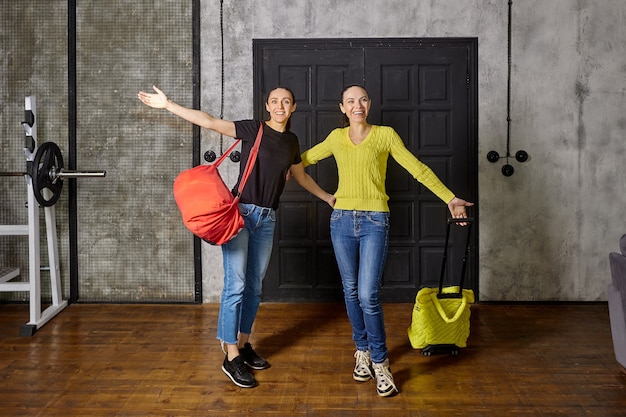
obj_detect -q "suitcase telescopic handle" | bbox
[437,218,474,299]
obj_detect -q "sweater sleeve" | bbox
[387,129,455,204]
[300,135,334,167]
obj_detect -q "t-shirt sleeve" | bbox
[292,147,302,165]
[233,120,261,141]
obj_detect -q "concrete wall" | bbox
[1,2,71,300]
[199,0,626,302]
[0,1,196,303]
[3,1,624,303]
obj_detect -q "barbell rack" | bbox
[1,96,105,335]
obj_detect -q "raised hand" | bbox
[137,85,168,109]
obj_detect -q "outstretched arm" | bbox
[388,131,474,224]
[289,163,335,207]
[137,85,236,138]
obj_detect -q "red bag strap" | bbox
[214,139,242,167]
[212,123,263,197]
[236,123,263,196]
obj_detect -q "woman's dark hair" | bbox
[340,84,369,127]
[265,86,296,131]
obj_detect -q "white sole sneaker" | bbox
[373,358,398,397]
[353,350,374,382]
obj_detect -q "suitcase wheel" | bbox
[421,344,460,356]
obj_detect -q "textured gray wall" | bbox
[3,1,624,304]
[198,0,626,302]
[1,2,70,300]
[1,1,196,303]
[74,0,195,302]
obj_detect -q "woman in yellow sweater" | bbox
[301,85,473,397]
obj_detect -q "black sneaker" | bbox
[222,355,257,388]
[239,343,270,370]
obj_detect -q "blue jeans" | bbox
[330,209,390,364]
[217,203,276,344]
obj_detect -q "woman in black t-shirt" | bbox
[138,86,335,388]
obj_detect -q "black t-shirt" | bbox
[232,120,302,210]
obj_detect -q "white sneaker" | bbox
[372,358,398,397]
[353,350,373,382]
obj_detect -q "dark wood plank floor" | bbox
[0,302,624,416]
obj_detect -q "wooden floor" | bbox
[0,302,624,416]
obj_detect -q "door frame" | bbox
[253,38,479,302]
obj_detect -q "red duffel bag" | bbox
[173,124,262,245]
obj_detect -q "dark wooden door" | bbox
[254,39,478,302]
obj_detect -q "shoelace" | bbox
[354,350,370,366]
[354,351,372,376]
[234,358,249,374]
[373,363,395,389]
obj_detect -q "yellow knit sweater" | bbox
[301,125,455,212]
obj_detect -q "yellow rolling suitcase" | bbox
[407,218,474,356]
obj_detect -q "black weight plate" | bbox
[31,142,64,207]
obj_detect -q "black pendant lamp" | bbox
[487,0,528,176]
[204,0,240,164]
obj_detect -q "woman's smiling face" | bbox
[265,87,296,124]
[340,85,370,123]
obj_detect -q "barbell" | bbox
[0,142,106,207]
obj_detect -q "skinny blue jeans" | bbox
[330,209,390,364]
[217,203,276,345]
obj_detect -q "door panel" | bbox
[255,39,477,302]
[258,45,362,301]
[366,45,472,300]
